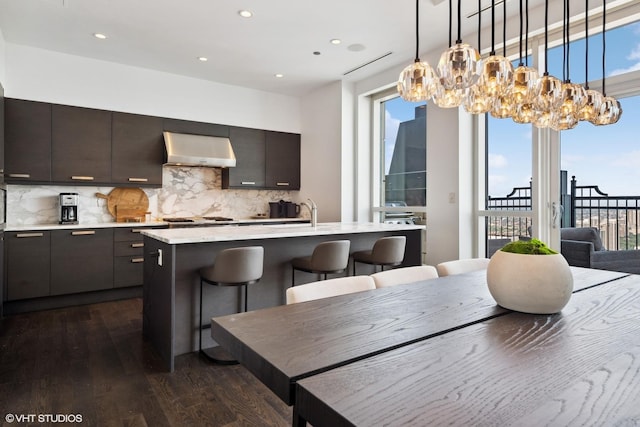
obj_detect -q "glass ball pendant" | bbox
[432,80,464,108]
[397,60,438,102]
[490,95,515,119]
[437,42,481,90]
[533,73,563,113]
[463,85,493,114]
[510,65,540,105]
[512,103,536,124]
[476,55,514,99]
[594,96,623,126]
[578,89,603,123]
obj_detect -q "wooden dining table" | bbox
[295,273,640,426]
[210,266,628,426]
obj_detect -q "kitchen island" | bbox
[141,222,424,371]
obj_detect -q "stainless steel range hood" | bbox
[163,131,236,168]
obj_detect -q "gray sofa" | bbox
[560,227,640,274]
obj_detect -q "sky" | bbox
[385,19,640,199]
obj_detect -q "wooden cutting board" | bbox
[96,187,149,220]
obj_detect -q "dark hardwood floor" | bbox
[0,298,292,426]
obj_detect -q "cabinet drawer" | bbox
[114,256,144,288]
[114,227,163,242]
[115,240,144,256]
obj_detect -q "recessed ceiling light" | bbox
[238,10,252,18]
[93,33,107,39]
[198,57,208,62]
[274,74,284,78]
[330,39,341,45]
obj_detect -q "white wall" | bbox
[300,81,343,222]
[0,27,6,85]
[4,43,301,133]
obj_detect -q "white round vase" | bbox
[486,250,574,314]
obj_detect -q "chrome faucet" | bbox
[303,198,317,227]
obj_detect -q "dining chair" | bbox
[286,275,376,304]
[435,258,490,277]
[370,265,438,288]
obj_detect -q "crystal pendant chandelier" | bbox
[551,0,585,131]
[437,0,481,91]
[475,0,513,115]
[577,0,603,123]
[533,0,563,128]
[593,0,623,126]
[464,0,492,114]
[511,0,538,124]
[397,0,437,102]
[490,0,516,119]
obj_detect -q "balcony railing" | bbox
[485,176,640,252]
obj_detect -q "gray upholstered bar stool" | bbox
[199,246,264,364]
[291,240,351,286]
[352,235,406,275]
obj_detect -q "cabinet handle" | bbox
[71,176,94,181]
[131,229,143,233]
[131,243,144,248]
[8,173,31,178]
[128,177,148,182]
[131,258,144,263]
[71,230,96,236]
[16,232,44,238]
[241,181,256,185]
[276,182,290,186]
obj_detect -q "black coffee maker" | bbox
[269,200,300,218]
[59,193,79,224]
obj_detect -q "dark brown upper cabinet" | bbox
[163,118,229,137]
[222,127,266,189]
[51,104,112,184]
[4,98,52,183]
[112,112,164,186]
[265,131,301,190]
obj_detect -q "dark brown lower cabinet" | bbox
[50,228,114,296]
[113,227,150,288]
[6,231,51,300]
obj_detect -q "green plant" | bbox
[500,238,558,255]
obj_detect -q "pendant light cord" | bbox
[502,0,507,57]
[478,0,481,52]
[544,0,549,74]
[415,0,420,61]
[602,0,607,95]
[585,0,589,88]
[566,0,571,82]
[525,0,529,67]
[456,0,462,44]
[491,0,496,55]
[518,0,523,65]
[562,0,567,81]
[449,0,453,47]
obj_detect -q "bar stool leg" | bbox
[199,280,239,365]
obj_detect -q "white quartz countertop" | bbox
[4,217,308,232]
[141,222,425,244]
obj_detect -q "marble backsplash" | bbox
[6,166,302,226]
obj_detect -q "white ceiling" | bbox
[0,0,553,97]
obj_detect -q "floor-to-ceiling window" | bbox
[479,5,640,256]
[372,91,427,226]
